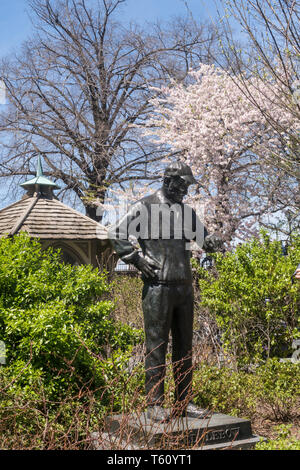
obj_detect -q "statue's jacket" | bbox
[108,189,209,284]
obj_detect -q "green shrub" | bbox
[0,362,106,449]
[192,364,258,417]
[0,234,145,448]
[193,359,300,422]
[99,349,145,412]
[110,275,144,329]
[194,231,300,365]
[0,233,142,401]
[255,359,300,421]
[256,425,300,450]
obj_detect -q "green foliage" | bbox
[99,348,145,412]
[193,364,258,417]
[0,233,142,401]
[255,359,300,420]
[195,231,300,364]
[193,359,300,423]
[1,233,299,449]
[110,275,144,329]
[0,363,105,449]
[256,425,300,450]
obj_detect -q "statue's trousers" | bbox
[142,282,194,406]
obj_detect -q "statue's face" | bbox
[163,176,189,203]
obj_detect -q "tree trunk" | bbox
[85,205,102,222]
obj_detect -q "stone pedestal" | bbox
[91,411,263,450]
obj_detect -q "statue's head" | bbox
[163,161,196,203]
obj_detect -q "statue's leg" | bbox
[142,283,172,407]
[171,284,212,419]
[171,284,194,405]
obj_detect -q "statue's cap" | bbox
[164,161,197,185]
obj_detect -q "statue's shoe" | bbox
[175,401,212,419]
[147,405,170,423]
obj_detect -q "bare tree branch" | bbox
[0,0,221,219]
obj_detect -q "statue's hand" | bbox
[203,234,223,253]
[134,255,160,280]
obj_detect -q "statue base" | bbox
[90,411,264,450]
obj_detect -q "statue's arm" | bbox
[108,203,158,279]
[202,232,223,253]
[108,202,142,259]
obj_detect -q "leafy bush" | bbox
[194,232,300,364]
[256,425,300,450]
[255,359,300,421]
[193,359,300,423]
[110,275,144,329]
[193,364,258,417]
[0,233,143,401]
[0,350,145,450]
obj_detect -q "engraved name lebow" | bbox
[205,427,240,442]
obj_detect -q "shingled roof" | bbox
[0,196,108,239]
[0,156,108,240]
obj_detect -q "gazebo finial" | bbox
[36,154,43,178]
[20,154,60,197]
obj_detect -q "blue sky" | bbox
[0,0,220,58]
[118,0,217,24]
[0,0,33,58]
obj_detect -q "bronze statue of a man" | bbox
[109,161,220,422]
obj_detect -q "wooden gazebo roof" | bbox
[0,196,108,239]
[0,156,108,240]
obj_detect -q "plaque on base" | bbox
[90,411,264,450]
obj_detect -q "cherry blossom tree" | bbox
[213,0,300,178]
[141,63,300,244]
